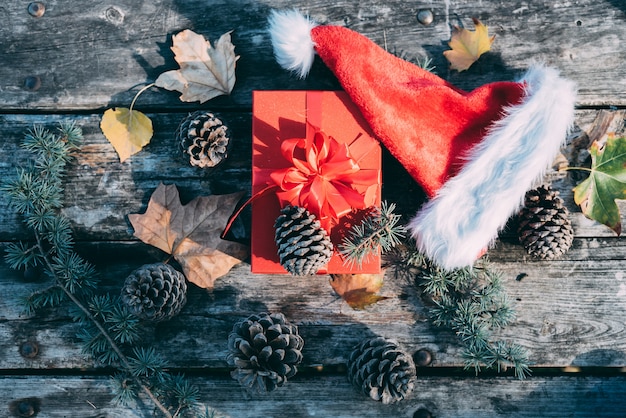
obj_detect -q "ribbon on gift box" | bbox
[268,122,378,231]
[223,91,379,237]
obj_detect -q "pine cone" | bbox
[347,337,416,404]
[175,111,230,168]
[120,263,187,322]
[274,205,333,275]
[517,185,574,260]
[228,312,304,392]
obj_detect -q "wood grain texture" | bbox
[1,111,624,241]
[1,241,626,371]
[2,375,626,418]
[0,0,625,110]
[2,1,626,416]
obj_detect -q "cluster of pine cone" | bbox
[226,311,418,403]
[120,110,577,404]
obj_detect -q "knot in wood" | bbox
[105,6,124,25]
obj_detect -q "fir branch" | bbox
[339,201,406,267]
[32,231,176,417]
[3,123,200,418]
[390,241,531,379]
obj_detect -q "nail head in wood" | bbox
[417,10,433,26]
[27,2,45,18]
[9,397,40,417]
[19,341,39,359]
[414,348,433,366]
[23,76,41,91]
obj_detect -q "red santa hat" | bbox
[268,9,576,270]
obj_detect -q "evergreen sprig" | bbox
[390,47,436,72]
[389,241,531,379]
[3,123,200,417]
[339,201,406,267]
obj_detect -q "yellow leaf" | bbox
[155,29,239,103]
[443,18,495,72]
[100,108,153,162]
[128,183,249,289]
[330,272,389,310]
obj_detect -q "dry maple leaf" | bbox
[128,183,249,288]
[100,107,153,162]
[330,272,389,310]
[155,29,239,103]
[443,18,495,72]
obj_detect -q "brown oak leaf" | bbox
[155,29,239,103]
[330,272,389,310]
[128,183,248,288]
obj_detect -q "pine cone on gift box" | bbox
[274,205,333,276]
[120,263,187,322]
[517,185,574,260]
[175,111,230,168]
[228,312,304,392]
[347,337,416,404]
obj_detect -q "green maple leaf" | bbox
[573,136,626,235]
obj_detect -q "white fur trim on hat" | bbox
[408,65,577,270]
[268,9,317,78]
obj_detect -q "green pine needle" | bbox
[108,305,141,345]
[165,374,200,411]
[128,347,166,378]
[391,241,532,379]
[339,201,406,267]
[88,294,116,321]
[4,242,41,270]
[111,373,138,406]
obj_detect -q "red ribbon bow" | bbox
[270,124,378,231]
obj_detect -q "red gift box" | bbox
[251,90,382,274]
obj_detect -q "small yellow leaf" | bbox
[100,108,153,162]
[443,18,495,72]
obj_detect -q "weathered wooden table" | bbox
[2,1,626,417]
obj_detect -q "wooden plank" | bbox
[1,241,625,370]
[1,0,625,110]
[2,375,626,417]
[1,111,624,242]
